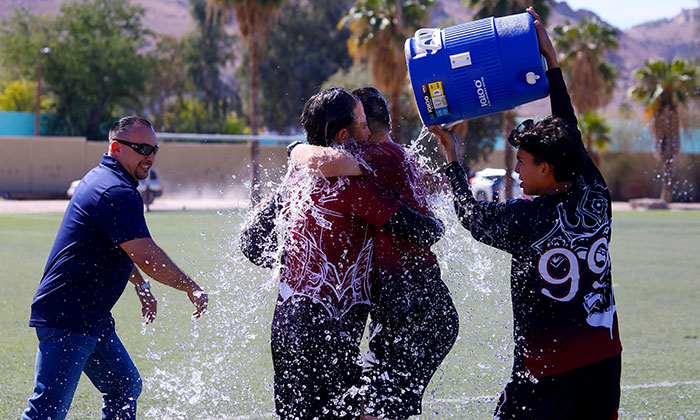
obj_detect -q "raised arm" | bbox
[428,126,529,253]
[120,238,208,318]
[528,7,578,127]
[289,143,363,177]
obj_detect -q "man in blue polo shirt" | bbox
[22,116,208,420]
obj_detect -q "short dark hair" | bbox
[353,86,390,134]
[300,87,358,147]
[508,116,586,182]
[109,116,153,141]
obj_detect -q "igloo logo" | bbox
[474,77,491,108]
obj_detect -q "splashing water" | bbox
[139,140,516,419]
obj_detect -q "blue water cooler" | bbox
[405,12,549,125]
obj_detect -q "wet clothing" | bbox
[355,142,459,418]
[30,154,150,335]
[443,68,622,415]
[243,167,443,420]
[494,354,621,420]
[271,296,368,420]
[278,172,401,321]
[24,154,150,420]
[241,166,445,419]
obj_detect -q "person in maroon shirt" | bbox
[241,87,445,420]
[290,87,459,420]
[430,8,622,420]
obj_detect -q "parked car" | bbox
[469,168,526,202]
[67,168,163,205]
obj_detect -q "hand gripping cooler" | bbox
[405,12,549,125]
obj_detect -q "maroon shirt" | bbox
[279,169,402,321]
[356,142,440,282]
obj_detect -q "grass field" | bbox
[1,209,699,419]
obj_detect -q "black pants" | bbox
[271,296,369,420]
[363,272,459,419]
[495,354,622,420]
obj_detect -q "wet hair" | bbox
[353,86,390,134]
[109,116,153,142]
[508,116,586,182]
[300,87,358,147]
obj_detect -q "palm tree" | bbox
[340,0,435,142]
[629,58,699,203]
[553,17,618,154]
[578,111,612,156]
[207,0,284,204]
[466,0,551,198]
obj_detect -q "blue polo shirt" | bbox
[30,154,151,335]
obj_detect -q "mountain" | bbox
[2,0,698,116]
[0,0,194,39]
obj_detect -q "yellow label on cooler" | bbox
[428,82,444,97]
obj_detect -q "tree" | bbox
[0,0,153,140]
[467,0,552,198]
[629,58,699,203]
[258,0,354,133]
[207,0,285,204]
[185,0,237,133]
[578,111,612,154]
[0,10,52,81]
[553,17,618,154]
[0,79,52,112]
[142,35,188,131]
[340,0,435,142]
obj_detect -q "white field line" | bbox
[217,380,700,419]
[425,380,700,405]
[621,380,700,390]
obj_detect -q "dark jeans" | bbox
[495,354,622,420]
[22,320,142,420]
[271,296,369,420]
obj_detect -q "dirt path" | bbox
[0,198,248,214]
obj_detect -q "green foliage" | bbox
[629,58,699,111]
[0,0,153,139]
[142,35,189,131]
[0,79,52,112]
[322,62,373,92]
[579,111,612,151]
[0,10,52,81]
[143,0,242,134]
[341,0,435,141]
[162,97,248,134]
[182,0,239,132]
[341,0,436,44]
[628,58,699,202]
[467,0,552,22]
[258,0,354,133]
[553,17,619,113]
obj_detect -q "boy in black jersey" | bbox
[429,8,622,420]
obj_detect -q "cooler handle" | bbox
[413,28,443,54]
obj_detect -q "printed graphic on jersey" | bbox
[280,175,373,321]
[532,178,616,338]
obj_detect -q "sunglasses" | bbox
[114,139,159,156]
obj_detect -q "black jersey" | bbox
[444,68,622,378]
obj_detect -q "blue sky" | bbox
[563,0,699,29]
